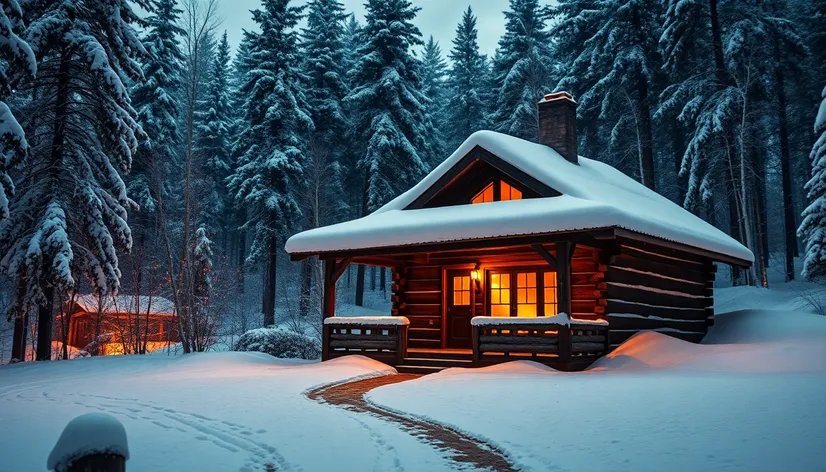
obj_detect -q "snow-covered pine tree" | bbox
[339,14,363,217]
[552,0,665,190]
[446,6,488,151]
[190,226,213,350]
[488,0,554,141]
[195,31,233,234]
[129,0,185,217]
[419,36,448,165]
[228,0,312,326]
[1,0,146,360]
[800,85,826,279]
[346,0,431,212]
[0,0,35,222]
[297,0,350,317]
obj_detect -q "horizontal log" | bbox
[406,279,442,292]
[407,267,441,279]
[605,266,707,296]
[480,324,562,332]
[479,335,559,345]
[480,343,559,353]
[618,244,707,269]
[409,327,441,340]
[571,259,601,272]
[405,315,441,328]
[404,303,441,316]
[606,283,711,310]
[607,314,708,332]
[403,291,442,304]
[571,342,607,353]
[609,255,709,284]
[329,340,397,350]
[571,335,606,343]
[606,299,711,321]
[572,300,600,313]
[572,286,604,300]
[571,272,605,285]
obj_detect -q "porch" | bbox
[322,313,610,373]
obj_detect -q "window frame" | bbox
[470,177,525,205]
[485,266,559,317]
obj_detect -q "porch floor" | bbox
[407,348,472,356]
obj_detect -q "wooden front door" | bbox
[447,270,473,349]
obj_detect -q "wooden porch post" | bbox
[322,258,337,320]
[557,242,573,316]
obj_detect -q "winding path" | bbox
[307,374,517,472]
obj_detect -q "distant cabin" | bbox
[55,295,178,355]
[286,92,754,373]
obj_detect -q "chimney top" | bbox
[537,91,578,164]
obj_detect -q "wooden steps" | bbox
[396,349,474,374]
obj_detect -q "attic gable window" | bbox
[471,179,522,204]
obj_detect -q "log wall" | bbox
[392,266,443,348]
[604,241,715,348]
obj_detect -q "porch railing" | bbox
[471,313,609,370]
[322,316,409,366]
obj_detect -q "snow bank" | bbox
[287,130,753,263]
[324,316,409,326]
[47,413,129,471]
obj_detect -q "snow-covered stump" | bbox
[323,316,409,366]
[48,413,129,472]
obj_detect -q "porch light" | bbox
[471,264,481,286]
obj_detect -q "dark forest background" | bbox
[0,0,825,360]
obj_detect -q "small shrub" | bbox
[234,327,321,360]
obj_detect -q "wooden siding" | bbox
[604,241,715,347]
[393,266,443,348]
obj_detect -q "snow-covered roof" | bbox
[72,294,175,316]
[286,130,753,263]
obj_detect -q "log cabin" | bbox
[286,92,754,374]
[55,295,178,355]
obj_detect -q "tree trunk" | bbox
[709,0,728,87]
[11,313,28,362]
[380,267,386,296]
[35,285,54,361]
[299,259,312,316]
[775,44,797,281]
[262,233,277,326]
[370,265,376,291]
[237,224,246,293]
[673,123,688,207]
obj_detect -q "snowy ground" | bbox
[1,281,825,471]
[369,285,826,471]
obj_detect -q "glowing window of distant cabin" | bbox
[489,272,510,316]
[544,272,558,315]
[453,276,471,306]
[471,183,494,204]
[516,272,537,317]
[500,181,522,201]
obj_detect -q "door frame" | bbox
[441,264,475,348]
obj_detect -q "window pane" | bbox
[544,271,557,288]
[491,290,500,304]
[462,277,470,291]
[544,288,556,303]
[501,275,510,288]
[491,305,510,317]
[512,187,522,200]
[500,182,523,201]
[462,292,470,305]
[454,277,461,290]
[491,273,500,288]
[501,290,510,303]
[527,288,536,303]
[472,183,494,204]
[527,272,536,286]
[544,303,557,315]
[453,292,461,305]
[517,304,537,317]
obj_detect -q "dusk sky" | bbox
[218,0,515,59]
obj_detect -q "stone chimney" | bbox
[537,92,578,164]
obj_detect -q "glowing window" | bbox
[471,183,494,204]
[489,272,510,316]
[452,276,471,306]
[500,181,522,201]
[544,272,558,315]
[516,272,537,317]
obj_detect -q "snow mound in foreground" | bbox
[704,308,826,344]
[48,413,129,471]
[434,360,558,378]
[591,309,826,373]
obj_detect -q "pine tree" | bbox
[190,226,213,350]
[195,31,233,233]
[489,0,554,141]
[800,85,826,279]
[446,7,488,151]
[420,36,448,165]
[1,0,146,360]
[130,0,185,216]
[228,0,312,326]
[552,0,665,189]
[0,0,36,222]
[346,0,431,212]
